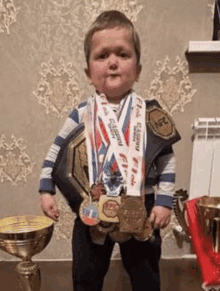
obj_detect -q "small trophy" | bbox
[0,215,54,291]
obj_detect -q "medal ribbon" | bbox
[96,94,130,184]
[84,97,98,186]
[96,92,146,197]
[127,96,146,196]
[98,95,132,174]
[84,94,131,186]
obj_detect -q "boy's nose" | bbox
[108,54,118,69]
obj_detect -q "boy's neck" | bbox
[96,90,132,104]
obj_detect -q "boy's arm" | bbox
[39,103,87,217]
[150,146,176,229]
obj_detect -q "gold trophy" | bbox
[0,215,54,291]
[197,196,220,252]
[173,190,220,252]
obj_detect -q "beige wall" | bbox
[0,0,218,261]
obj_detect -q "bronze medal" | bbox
[79,199,100,226]
[90,182,106,201]
[134,218,153,241]
[98,195,121,223]
[118,196,147,233]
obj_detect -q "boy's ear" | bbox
[136,64,142,82]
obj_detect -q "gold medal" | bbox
[98,195,121,223]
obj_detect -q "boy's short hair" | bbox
[84,10,141,66]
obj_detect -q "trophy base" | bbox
[16,260,41,291]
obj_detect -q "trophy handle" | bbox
[173,189,190,237]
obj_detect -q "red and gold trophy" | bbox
[174,190,220,291]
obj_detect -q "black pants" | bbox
[72,217,161,291]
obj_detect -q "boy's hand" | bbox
[39,193,60,222]
[149,206,171,229]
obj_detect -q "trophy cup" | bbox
[174,192,220,289]
[173,191,220,252]
[0,215,54,291]
[197,196,220,252]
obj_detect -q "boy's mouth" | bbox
[107,74,120,78]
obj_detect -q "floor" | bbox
[0,258,203,291]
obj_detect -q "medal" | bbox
[90,182,106,201]
[79,198,100,226]
[98,195,121,222]
[102,168,124,197]
[118,196,147,233]
[84,93,147,237]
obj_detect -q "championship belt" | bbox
[146,106,176,140]
[52,123,89,213]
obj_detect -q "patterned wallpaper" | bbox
[0,0,219,260]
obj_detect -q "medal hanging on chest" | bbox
[84,94,131,200]
[83,92,152,239]
[79,195,100,226]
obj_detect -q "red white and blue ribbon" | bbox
[84,91,146,197]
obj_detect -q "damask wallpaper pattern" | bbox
[0,0,218,260]
[147,57,197,115]
[0,134,35,185]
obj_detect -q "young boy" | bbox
[39,10,180,291]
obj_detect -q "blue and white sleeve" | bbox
[39,102,87,194]
[154,146,176,209]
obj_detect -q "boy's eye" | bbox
[119,52,128,58]
[98,53,108,59]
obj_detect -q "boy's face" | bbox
[85,27,142,103]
